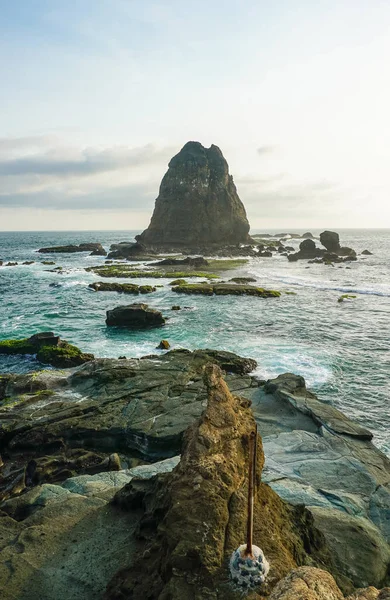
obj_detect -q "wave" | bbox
[248,269,390,297]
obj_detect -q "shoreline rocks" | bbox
[1,350,390,598]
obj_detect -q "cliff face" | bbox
[137,141,251,249]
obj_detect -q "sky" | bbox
[1,0,390,231]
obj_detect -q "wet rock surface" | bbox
[1,352,390,598]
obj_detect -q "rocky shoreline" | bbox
[1,348,390,599]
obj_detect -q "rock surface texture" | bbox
[2,352,390,598]
[104,365,334,600]
[136,141,251,250]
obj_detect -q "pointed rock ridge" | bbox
[136,141,251,250]
[104,364,337,600]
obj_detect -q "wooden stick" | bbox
[245,426,257,557]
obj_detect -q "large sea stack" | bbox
[136,141,251,250]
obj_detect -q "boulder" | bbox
[90,245,107,256]
[288,240,323,262]
[362,250,373,256]
[269,567,343,599]
[136,141,251,250]
[107,241,155,260]
[106,303,166,328]
[339,247,357,257]
[320,231,341,253]
[300,238,317,253]
[157,339,170,350]
[302,232,314,238]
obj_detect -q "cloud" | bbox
[256,145,277,156]
[0,136,174,210]
[237,175,341,219]
[0,140,174,177]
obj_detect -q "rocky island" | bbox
[136,141,252,252]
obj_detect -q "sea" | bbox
[0,229,389,454]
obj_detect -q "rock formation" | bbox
[0,331,94,368]
[136,141,251,250]
[104,365,334,600]
[106,303,166,328]
[38,243,105,254]
[2,352,390,597]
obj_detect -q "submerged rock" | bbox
[136,141,251,250]
[156,339,170,350]
[106,303,166,328]
[362,249,373,256]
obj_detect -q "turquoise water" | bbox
[1,229,389,453]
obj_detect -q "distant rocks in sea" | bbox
[136,141,251,251]
[172,282,281,297]
[38,242,106,256]
[288,231,357,264]
[89,282,156,294]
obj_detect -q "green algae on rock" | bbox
[169,278,188,286]
[0,332,94,368]
[172,283,281,297]
[338,294,357,303]
[89,282,156,294]
[86,265,219,279]
[106,303,166,328]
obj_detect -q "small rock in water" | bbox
[157,340,170,350]
[171,305,181,311]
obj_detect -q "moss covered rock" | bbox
[0,332,93,368]
[172,283,281,297]
[89,282,156,294]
